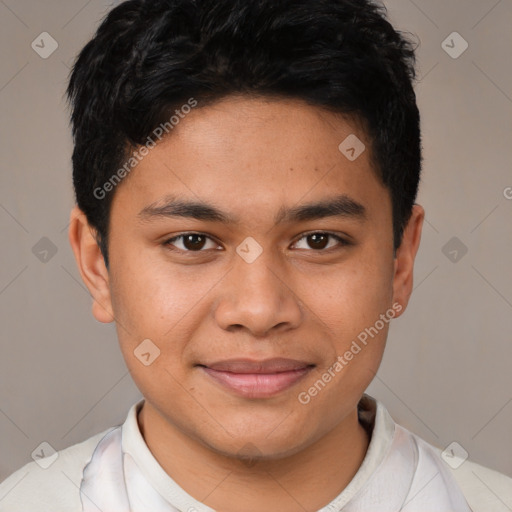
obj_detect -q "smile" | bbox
[199,358,315,399]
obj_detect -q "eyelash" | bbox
[162,231,351,253]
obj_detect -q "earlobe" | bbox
[68,206,115,323]
[391,204,424,316]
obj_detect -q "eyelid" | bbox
[290,231,352,249]
[163,232,223,251]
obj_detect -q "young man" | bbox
[1,0,510,510]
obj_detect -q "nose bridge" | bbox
[214,246,302,335]
[236,251,281,300]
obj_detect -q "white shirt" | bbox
[1,394,510,511]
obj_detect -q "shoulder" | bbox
[439,448,512,512]
[0,427,115,512]
[408,429,512,512]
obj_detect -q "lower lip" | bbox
[202,366,313,399]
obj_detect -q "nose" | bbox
[214,251,303,337]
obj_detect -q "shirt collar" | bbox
[121,393,396,511]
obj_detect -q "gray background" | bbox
[0,0,511,484]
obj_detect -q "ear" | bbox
[68,205,114,323]
[391,204,424,317]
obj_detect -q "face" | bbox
[70,95,423,460]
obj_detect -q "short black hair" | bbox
[67,0,421,267]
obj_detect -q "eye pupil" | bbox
[184,234,206,250]
[308,233,328,249]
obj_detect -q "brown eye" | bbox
[292,232,349,251]
[183,234,206,250]
[164,233,219,252]
[307,233,329,249]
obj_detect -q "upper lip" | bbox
[201,358,314,374]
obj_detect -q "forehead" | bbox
[111,95,390,224]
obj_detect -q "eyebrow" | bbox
[137,194,366,225]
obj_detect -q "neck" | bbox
[138,403,370,512]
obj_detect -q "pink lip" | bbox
[200,358,314,398]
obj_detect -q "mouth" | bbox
[198,358,315,399]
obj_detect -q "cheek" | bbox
[109,259,173,334]
[108,247,221,355]
[299,261,395,412]
[312,250,395,339]
[108,255,201,400]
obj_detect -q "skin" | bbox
[69,95,424,512]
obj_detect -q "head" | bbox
[67,0,424,460]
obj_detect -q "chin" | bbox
[200,423,317,463]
